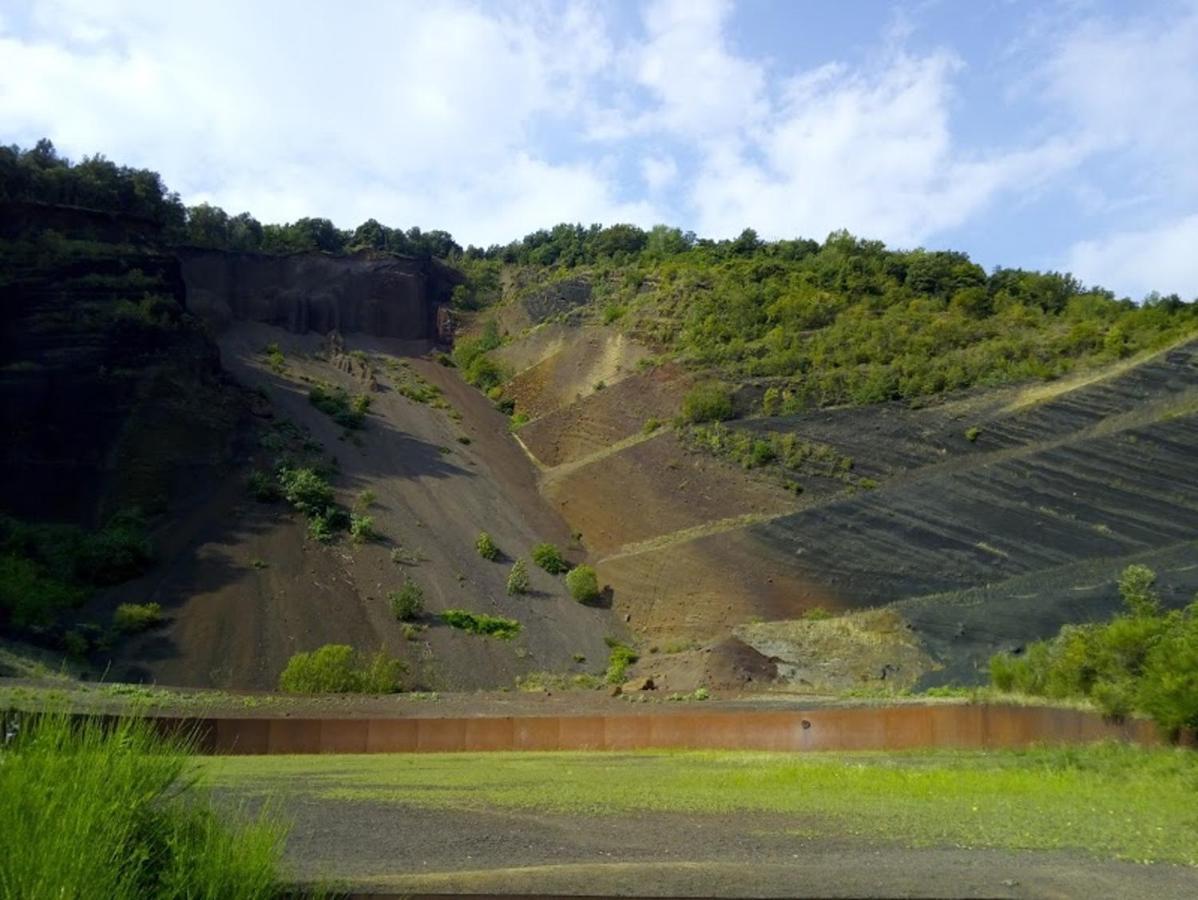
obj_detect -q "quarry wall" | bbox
[178,248,456,340]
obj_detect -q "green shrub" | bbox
[113,602,163,633]
[354,489,376,511]
[247,470,280,501]
[306,512,335,543]
[476,531,500,561]
[642,417,663,434]
[278,644,405,693]
[565,564,601,603]
[349,513,376,543]
[506,559,530,595]
[440,609,521,639]
[308,384,367,429]
[987,565,1198,736]
[277,467,334,516]
[0,713,284,899]
[964,426,982,442]
[531,542,568,574]
[0,513,152,627]
[802,606,832,621]
[388,581,424,621]
[681,382,734,423]
[1136,608,1198,737]
[605,639,639,684]
[263,342,286,373]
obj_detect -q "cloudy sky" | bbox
[2,0,1196,298]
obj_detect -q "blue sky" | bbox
[2,0,1196,298]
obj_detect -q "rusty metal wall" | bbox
[152,704,1169,755]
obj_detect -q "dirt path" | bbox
[216,794,1198,898]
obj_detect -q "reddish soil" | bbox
[95,323,620,691]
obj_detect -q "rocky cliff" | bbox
[179,249,459,340]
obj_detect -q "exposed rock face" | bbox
[0,214,241,523]
[179,249,459,340]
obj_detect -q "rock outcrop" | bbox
[179,249,459,340]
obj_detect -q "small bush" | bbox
[476,532,500,561]
[278,644,405,693]
[113,602,163,633]
[642,417,663,435]
[440,609,522,639]
[264,342,286,373]
[965,426,982,442]
[349,513,376,543]
[354,489,376,511]
[247,470,280,501]
[802,606,832,621]
[506,559,530,595]
[277,467,334,516]
[605,640,639,684]
[306,513,335,543]
[388,581,424,621]
[531,542,568,574]
[308,384,367,429]
[681,382,734,424]
[565,564,600,603]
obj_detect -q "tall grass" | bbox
[0,712,285,899]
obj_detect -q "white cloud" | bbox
[683,47,1079,244]
[640,154,678,192]
[0,0,650,241]
[1066,214,1198,300]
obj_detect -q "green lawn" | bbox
[202,743,1198,865]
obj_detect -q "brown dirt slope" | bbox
[100,322,617,691]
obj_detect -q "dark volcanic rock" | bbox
[179,249,458,340]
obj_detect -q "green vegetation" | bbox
[505,559,530,595]
[0,511,152,628]
[475,531,500,561]
[349,513,376,543]
[388,581,424,621]
[516,671,603,691]
[565,564,601,603]
[989,565,1198,737]
[202,743,1198,865]
[642,417,663,434]
[680,382,734,423]
[354,489,376,511]
[965,426,982,442]
[531,542,568,574]
[453,319,505,390]
[308,383,369,429]
[276,466,350,542]
[262,342,286,373]
[278,644,405,693]
[604,638,639,683]
[3,712,283,899]
[440,609,522,639]
[112,602,163,634]
[246,470,280,501]
[684,423,854,479]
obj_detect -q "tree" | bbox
[185,203,230,248]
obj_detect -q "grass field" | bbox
[202,744,1198,866]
